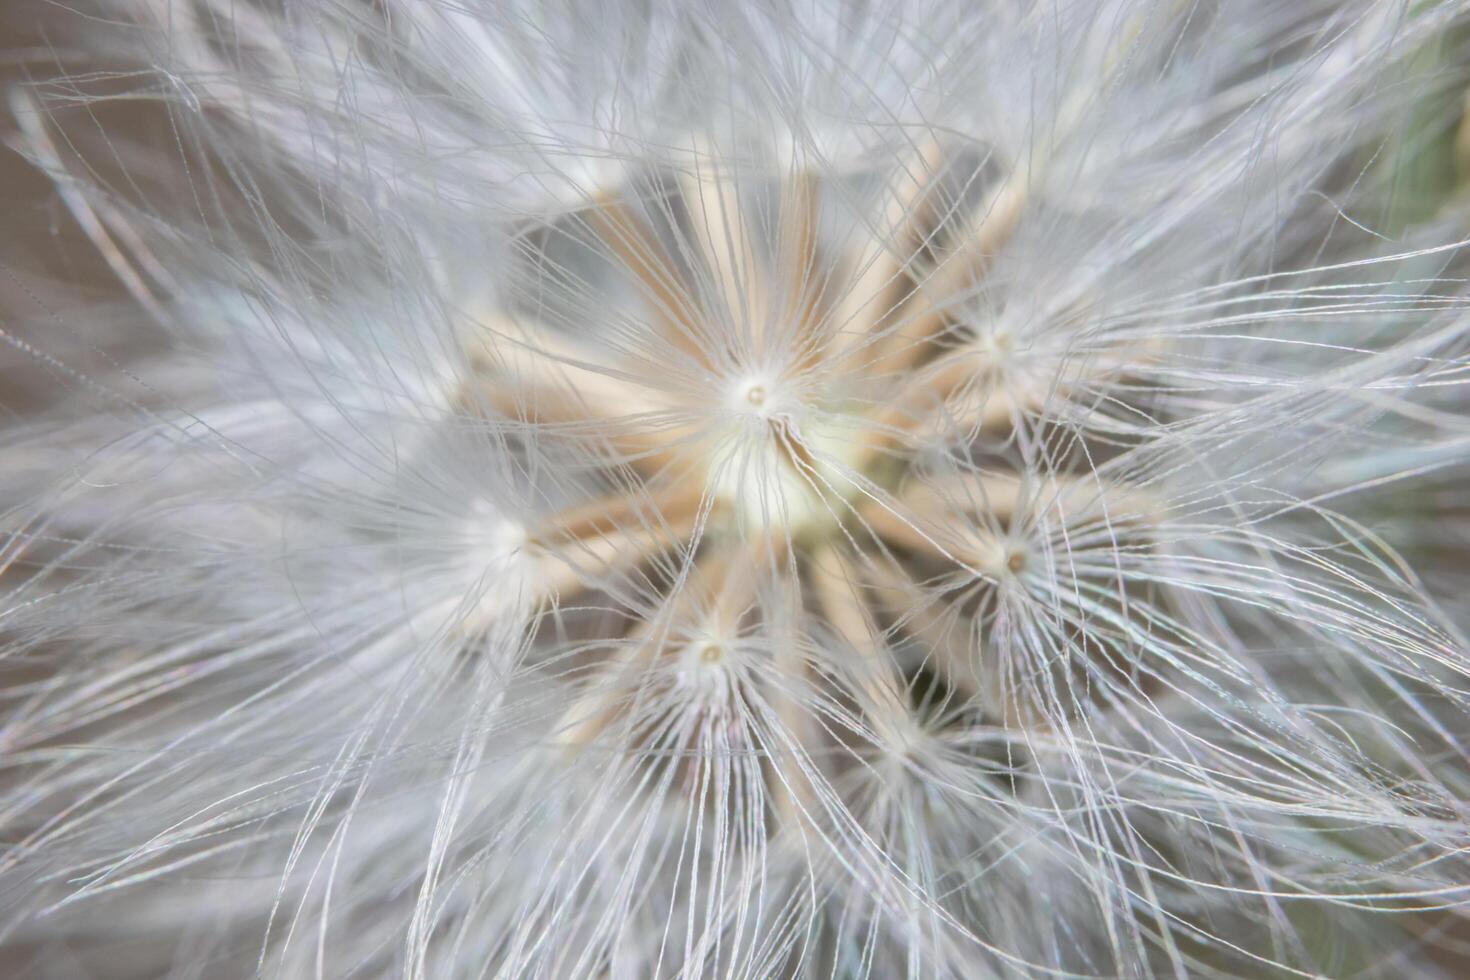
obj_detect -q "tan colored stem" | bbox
[853,355,976,465]
[679,142,768,353]
[857,485,1009,572]
[779,171,825,368]
[530,485,704,612]
[864,172,1029,380]
[530,486,705,549]
[553,546,735,751]
[828,139,944,368]
[462,313,656,418]
[808,544,910,748]
[865,561,1051,732]
[459,313,704,472]
[763,646,818,830]
[862,473,1159,569]
[585,193,710,369]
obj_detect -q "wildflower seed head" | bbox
[9,0,1470,977]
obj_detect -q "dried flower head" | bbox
[6,1,1470,977]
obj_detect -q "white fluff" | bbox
[5,1,1470,977]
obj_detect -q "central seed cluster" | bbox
[455,135,1157,820]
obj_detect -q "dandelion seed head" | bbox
[8,0,1470,976]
